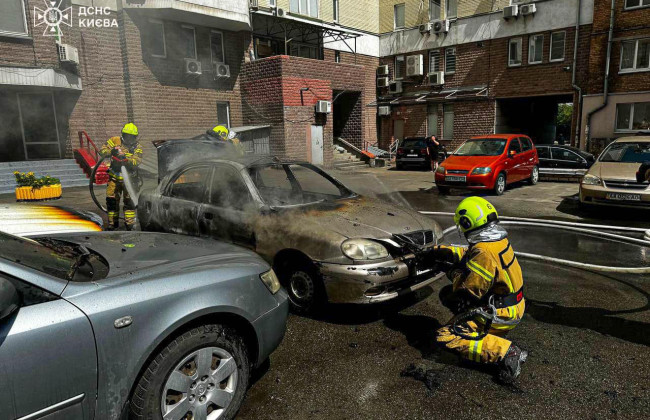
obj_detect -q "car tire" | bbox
[529,166,539,185]
[494,173,506,196]
[129,324,250,420]
[283,264,325,315]
[396,162,403,170]
[437,186,450,195]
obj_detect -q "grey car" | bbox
[138,154,444,314]
[0,230,288,420]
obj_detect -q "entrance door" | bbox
[427,105,438,137]
[393,119,405,143]
[311,125,323,165]
[17,92,61,160]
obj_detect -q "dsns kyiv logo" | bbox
[34,0,72,38]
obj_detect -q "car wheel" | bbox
[129,324,249,420]
[396,162,403,170]
[284,265,324,315]
[494,173,506,196]
[529,166,539,185]
[437,186,450,195]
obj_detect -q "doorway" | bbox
[393,119,404,142]
[18,92,62,160]
[310,125,323,165]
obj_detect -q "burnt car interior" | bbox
[249,163,355,208]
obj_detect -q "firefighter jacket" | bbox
[100,136,143,179]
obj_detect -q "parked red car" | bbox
[434,134,539,195]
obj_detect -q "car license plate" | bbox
[606,193,641,201]
[445,176,466,182]
[407,154,418,157]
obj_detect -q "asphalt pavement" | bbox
[1,166,649,418]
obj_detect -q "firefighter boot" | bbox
[498,344,528,382]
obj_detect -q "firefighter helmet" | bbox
[212,125,229,140]
[122,123,139,136]
[454,196,499,233]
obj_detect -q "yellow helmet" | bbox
[122,123,138,136]
[212,125,229,139]
[454,196,499,233]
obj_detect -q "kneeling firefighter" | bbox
[420,197,527,381]
[100,123,142,231]
[207,125,244,155]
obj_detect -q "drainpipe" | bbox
[571,0,582,148]
[585,0,616,152]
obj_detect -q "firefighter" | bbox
[100,123,142,231]
[430,197,527,382]
[207,125,244,155]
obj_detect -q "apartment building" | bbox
[375,0,594,150]
[581,0,650,151]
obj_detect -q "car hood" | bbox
[442,155,500,169]
[52,231,261,279]
[591,162,642,180]
[268,196,437,239]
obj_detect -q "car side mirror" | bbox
[509,150,516,158]
[0,277,20,321]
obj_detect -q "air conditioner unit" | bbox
[378,106,391,116]
[503,5,519,19]
[377,77,390,88]
[389,81,403,94]
[377,65,389,76]
[57,43,79,65]
[427,71,445,86]
[185,58,202,76]
[249,0,258,10]
[275,8,286,17]
[432,19,450,34]
[520,4,536,15]
[406,54,424,77]
[315,100,332,113]
[214,63,230,79]
[419,23,432,34]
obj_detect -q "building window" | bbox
[217,102,231,129]
[445,48,456,74]
[210,31,225,63]
[394,4,405,30]
[270,0,276,6]
[0,0,28,36]
[148,19,166,58]
[181,25,197,59]
[616,102,650,132]
[550,31,566,62]
[334,50,341,63]
[443,104,454,140]
[620,38,650,72]
[625,0,650,10]
[429,0,441,21]
[509,38,522,67]
[394,55,405,79]
[290,0,319,18]
[529,34,544,64]
[290,43,318,59]
[446,0,457,19]
[429,50,441,72]
[333,0,339,22]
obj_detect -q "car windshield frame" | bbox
[598,141,650,163]
[401,139,427,149]
[248,162,357,209]
[454,138,508,157]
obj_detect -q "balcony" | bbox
[123,0,250,31]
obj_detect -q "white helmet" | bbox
[227,130,237,140]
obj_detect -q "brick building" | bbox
[581,0,650,151]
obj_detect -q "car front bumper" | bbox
[319,259,444,304]
[434,172,494,189]
[580,184,650,208]
[396,157,429,164]
[251,289,289,367]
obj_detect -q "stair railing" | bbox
[78,131,101,162]
[389,138,400,161]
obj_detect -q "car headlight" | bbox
[341,239,389,260]
[436,166,446,174]
[581,174,602,186]
[471,167,492,175]
[260,269,281,294]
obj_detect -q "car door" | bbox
[518,137,536,175]
[160,164,213,236]
[551,147,584,171]
[536,146,552,171]
[506,138,524,182]
[199,164,256,248]
[0,273,97,420]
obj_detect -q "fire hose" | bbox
[89,155,142,214]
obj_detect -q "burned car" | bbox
[138,153,444,313]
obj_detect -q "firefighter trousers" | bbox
[435,299,526,364]
[106,179,136,229]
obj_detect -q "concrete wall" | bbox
[581,92,650,148]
